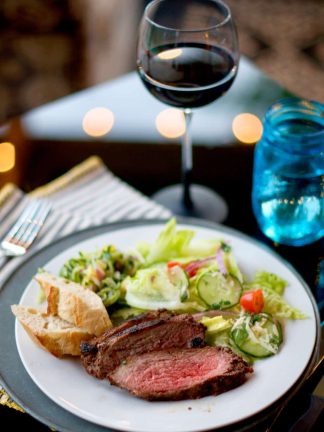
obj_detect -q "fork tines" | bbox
[1,199,51,256]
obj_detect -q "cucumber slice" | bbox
[197,271,242,309]
[231,313,282,358]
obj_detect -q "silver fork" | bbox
[1,199,51,257]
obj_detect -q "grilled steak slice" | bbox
[80,313,205,379]
[80,309,173,356]
[109,346,253,401]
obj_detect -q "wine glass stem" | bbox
[182,108,193,209]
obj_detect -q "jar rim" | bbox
[264,97,324,141]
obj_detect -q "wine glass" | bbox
[137,0,239,222]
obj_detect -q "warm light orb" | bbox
[82,107,114,137]
[0,142,15,172]
[232,113,263,144]
[155,108,186,139]
[157,48,182,60]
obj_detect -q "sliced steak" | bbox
[80,312,205,379]
[80,309,173,362]
[109,346,253,401]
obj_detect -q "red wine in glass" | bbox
[137,0,239,222]
[139,43,236,108]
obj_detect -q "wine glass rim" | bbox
[143,0,232,32]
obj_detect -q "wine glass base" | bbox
[152,184,228,223]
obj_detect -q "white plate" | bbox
[15,222,317,432]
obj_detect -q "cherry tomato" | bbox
[167,261,182,269]
[167,260,206,277]
[240,289,264,313]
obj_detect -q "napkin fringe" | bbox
[29,156,104,198]
[0,183,17,207]
[0,389,25,412]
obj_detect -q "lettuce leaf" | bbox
[252,271,288,295]
[123,267,188,310]
[261,286,307,319]
[221,246,243,283]
[247,271,307,319]
[200,315,234,333]
[137,218,220,266]
[110,307,145,326]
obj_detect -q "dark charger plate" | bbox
[0,219,321,432]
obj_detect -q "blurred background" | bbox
[0,0,323,124]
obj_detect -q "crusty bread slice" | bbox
[34,272,112,336]
[11,305,92,357]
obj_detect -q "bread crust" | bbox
[11,305,92,357]
[35,272,112,336]
[12,272,114,357]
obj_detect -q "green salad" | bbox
[58,218,307,363]
[60,244,141,307]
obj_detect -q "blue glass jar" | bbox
[252,98,324,246]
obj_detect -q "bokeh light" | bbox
[155,108,186,139]
[82,107,114,137]
[232,113,263,144]
[0,142,15,172]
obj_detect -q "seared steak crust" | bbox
[109,346,253,401]
[80,311,205,379]
[80,310,173,356]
